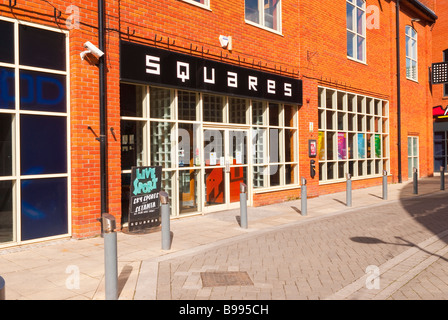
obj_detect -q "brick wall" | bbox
[0,0,436,238]
[433,0,448,108]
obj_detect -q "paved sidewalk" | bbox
[0,176,447,300]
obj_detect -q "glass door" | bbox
[203,128,248,211]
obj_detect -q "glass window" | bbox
[444,50,448,96]
[178,90,197,121]
[150,121,173,168]
[229,98,247,124]
[318,87,389,182]
[19,25,66,71]
[245,0,260,24]
[408,136,419,178]
[0,180,13,243]
[203,94,223,122]
[178,123,199,167]
[20,70,66,113]
[181,0,209,9]
[0,113,13,176]
[405,26,418,81]
[20,177,68,241]
[120,83,145,117]
[3,20,69,244]
[179,169,199,214]
[150,87,172,119]
[20,114,67,175]
[0,67,15,109]
[285,129,295,162]
[0,20,14,64]
[252,100,265,125]
[252,128,266,164]
[347,0,366,62]
[245,0,281,32]
[269,103,279,126]
[121,120,145,170]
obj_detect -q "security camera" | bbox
[80,41,104,60]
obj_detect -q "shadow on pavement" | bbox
[350,236,448,262]
[398,176,448,245]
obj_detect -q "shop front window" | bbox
[318,87,389,182]
[120,83,300,220]
[0,19,69,245]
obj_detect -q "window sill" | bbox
[180,0,212,11]
[406,77,419,84]
[347,56,367,65]
[244,20,283,36]
[319,173,390,185]
[253,184,301,194]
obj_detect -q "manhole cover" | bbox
[200,271,254,287]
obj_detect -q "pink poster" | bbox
[338,132,347,160]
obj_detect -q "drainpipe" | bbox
[98,0,108,227]
[396,0,402,183]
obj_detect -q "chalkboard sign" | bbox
[128,166,162,232]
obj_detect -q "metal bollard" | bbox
[0,276,5,300]
[159,191,171,250]
[441,166,445,191]
[382,170,388,200]
[413,167,418,194]
[301,177,307,216]
[102,213,118,300]
[240,183,248,229]
[346,173,352,207]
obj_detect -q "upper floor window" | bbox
[181,0,210,10]
[245,0,281,33]
[405,26,418,81]
[346,0,366,63]
[443,49,448,96]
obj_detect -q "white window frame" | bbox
[120,85,299,218]
[443,49,448,96]
[405,25,418,82]
[0,17,71,248]
[245,0,282,34]
[180,0,211,11]
[346,0,366,63]
[408,136,419,178]
[318,86,390,183]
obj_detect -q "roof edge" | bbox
[406,0,438,21]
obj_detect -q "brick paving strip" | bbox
[325,229,448,300]
[135,188,448,300]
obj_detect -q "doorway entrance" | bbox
[203,128,249,212]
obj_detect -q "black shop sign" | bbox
[128,166,162,232]
[120,40,303,105]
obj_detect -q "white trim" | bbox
[244,19,283,36]
[405,25,418,82]
[346,0,367,63]
[0,17,70,246]
[180,0,211,11]
[244,0,282,35]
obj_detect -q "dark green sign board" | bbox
[128,166,162,232]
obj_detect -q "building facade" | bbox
[0,0,438,246]
[431,0,448,173]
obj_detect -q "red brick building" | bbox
[0,0,439,246]
[431,1,448,173]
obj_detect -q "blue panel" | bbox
[0,20,14,64]
[20,115,67,175]
[0,67,15,109]
[20,70,66,113]
[19,25,66,71]
[21,177,68,241]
